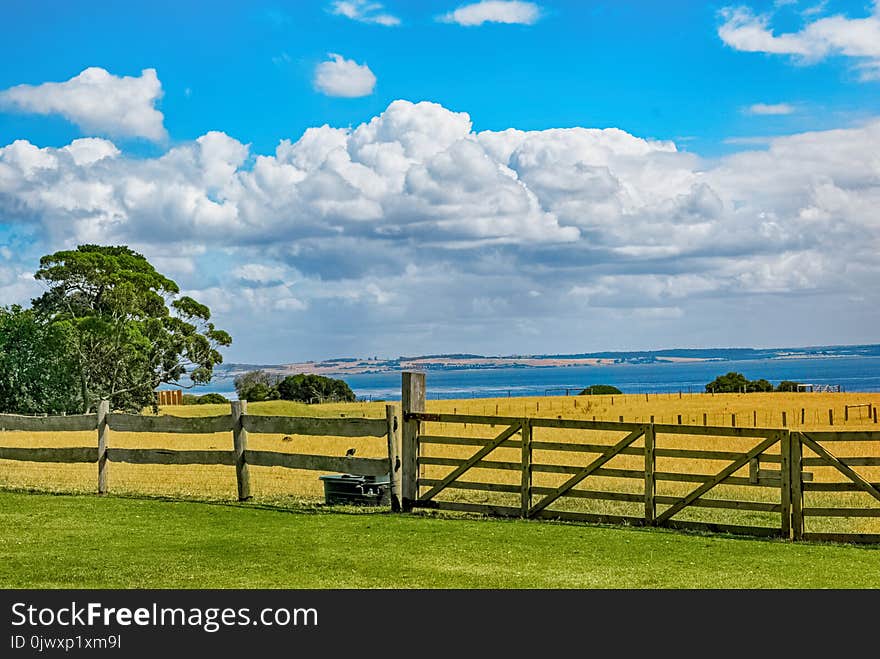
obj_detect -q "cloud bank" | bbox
[2,98,879,358]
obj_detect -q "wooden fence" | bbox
[399,372,880,543]
[2,375,878,543]
[0,401,402,510]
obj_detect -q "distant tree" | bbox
[0,306,81,414]
[233,370,281,401]
[277,374,356,403]
[747,378,774,393]
[776,380,801,392]
[195,393,229,404]
[705,372,750,393]
[578,384,622,395]
[30,245,231,413]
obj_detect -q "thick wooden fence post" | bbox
[521,418,532,517]
[644,423,656,525]
[790,432,804,540]
[780,430,791,539]
[97,400,109,495]
[386,403,402,512]
[231,400,251,501]
[401,372,425,512]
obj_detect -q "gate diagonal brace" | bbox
[528,427,646,517]
[655,434,781,525]
[418,422,522,502]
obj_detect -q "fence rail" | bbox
[0,402,401,509]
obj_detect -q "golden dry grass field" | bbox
[1,391,879,537]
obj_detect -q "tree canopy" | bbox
[0,306,81,414]
[233,370,281,402]
[233,370,356,403]
[277,374,356,403]
[0,245,231,414]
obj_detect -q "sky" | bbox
[0,0,879,363]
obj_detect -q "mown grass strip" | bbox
[0,490,878,589]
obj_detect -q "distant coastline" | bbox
[211,343,880,381]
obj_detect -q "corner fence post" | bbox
[644,423,656,525]
[386,403,402,512]
[231,400,251,501]
[97,400,109,495]
[401,372,425,512]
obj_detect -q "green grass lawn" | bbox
[1,489,877,588]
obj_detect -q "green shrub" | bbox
[277,374,356,403]
[196,393,229,404]
[579,384,622,395]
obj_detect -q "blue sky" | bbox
[2,1,877,155]
[1,1,879,362]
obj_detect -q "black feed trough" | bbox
[319,473,391,506]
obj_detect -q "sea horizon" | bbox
[179,352,880,401]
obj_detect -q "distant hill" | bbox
[206,344,880,380]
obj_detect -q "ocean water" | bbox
[186,355,880,401]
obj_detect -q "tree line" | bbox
[705,372,802,393]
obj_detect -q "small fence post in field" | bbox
[644,424,656,525]
[97,400,109,495]
[521,418,532,518]
[385,404,402,512]
[231,400,251,501]
[828,409,834,426]
[401,372,425,512]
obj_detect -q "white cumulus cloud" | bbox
[314,54,377,97]
[440,1,541,26]
[0,67,167,141]
[718,4,880,80]
[331,1,400,26]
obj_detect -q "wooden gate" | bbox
[399,372,880,541]
[793,430,880,543]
